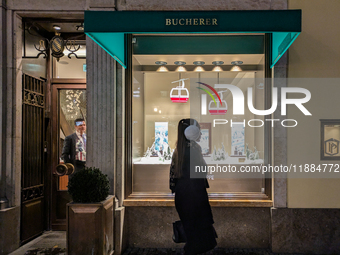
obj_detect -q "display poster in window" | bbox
[199,129,209,155]
[231,124,245,156]
[155,122,169,154]
[197,123,211,156]
[321,120,340,160]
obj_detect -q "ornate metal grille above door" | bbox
[21,74,46,244]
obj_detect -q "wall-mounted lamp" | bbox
[76,23,84,31]
[193,61,205,72]
[230,61,243,71]
[155,61,168,72]
[53,25,61,30]
[174,61,187,72]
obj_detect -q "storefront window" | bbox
[131,35,268,197]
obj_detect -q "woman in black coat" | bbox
[170,118,217,255]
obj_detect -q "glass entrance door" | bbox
[58,89,87,190]
[51,84,86,230]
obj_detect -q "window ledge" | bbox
[123,198,273,207]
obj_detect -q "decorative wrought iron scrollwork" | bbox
[66,40,83,59]
[23,25,85,60]
[22,185,44,202]
[23,90,45,108]
[33,40,48,59]
[39,95,44,106]
[51,34,65,61]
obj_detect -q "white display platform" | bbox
[133,155,264,165]
[134,157,171,164]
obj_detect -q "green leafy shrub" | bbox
[68,167,110,203]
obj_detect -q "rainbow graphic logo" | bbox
[196,82,228,115]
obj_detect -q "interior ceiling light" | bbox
[212,61,224,72]
[193,61,205,72]
[53,25,61,30]
[76,23,84,31]
[230,61,243,71]
[155,61,168,72]
[174,61,187,72]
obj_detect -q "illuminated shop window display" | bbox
[132,35,268,196]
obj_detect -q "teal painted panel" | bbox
[85,11,302,68]
[133,35,264,55]
[87,32,126,68]
[271,32,300,68]
[85,10,301,33]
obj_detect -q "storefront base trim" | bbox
[123,199,272,207]
[115,206,128,255]
[125,207,270,249]
[0,206,20,255]
[123,207,340,253]
[271,208,340,254]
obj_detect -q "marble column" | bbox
[273,53,288,208]
[0,0,6,203]
[86,36,116,195]
[114,63,126,255]
[115,64,125,207]
[0,7,22,254]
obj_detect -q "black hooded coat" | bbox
[170,141,217,255]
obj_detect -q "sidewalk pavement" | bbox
[8,231,305,255]
[9,231,66,255]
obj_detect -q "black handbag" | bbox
[172,220,187,243]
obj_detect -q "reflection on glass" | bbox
[58,89,86,190]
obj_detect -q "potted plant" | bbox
[66,167,114,255]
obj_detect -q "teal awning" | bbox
[85,10,301,68]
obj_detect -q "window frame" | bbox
[124,33,273,204]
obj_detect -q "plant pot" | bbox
[67,195,114,255]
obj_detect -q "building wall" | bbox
[0,4,23,254]
[6,0,114,11]
[287,0,340,208]
[116,0,287,11]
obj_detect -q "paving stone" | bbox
[9,232,308,255]
[24,247,66,255]
[16,247,308,255]
[120,248,306,255]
